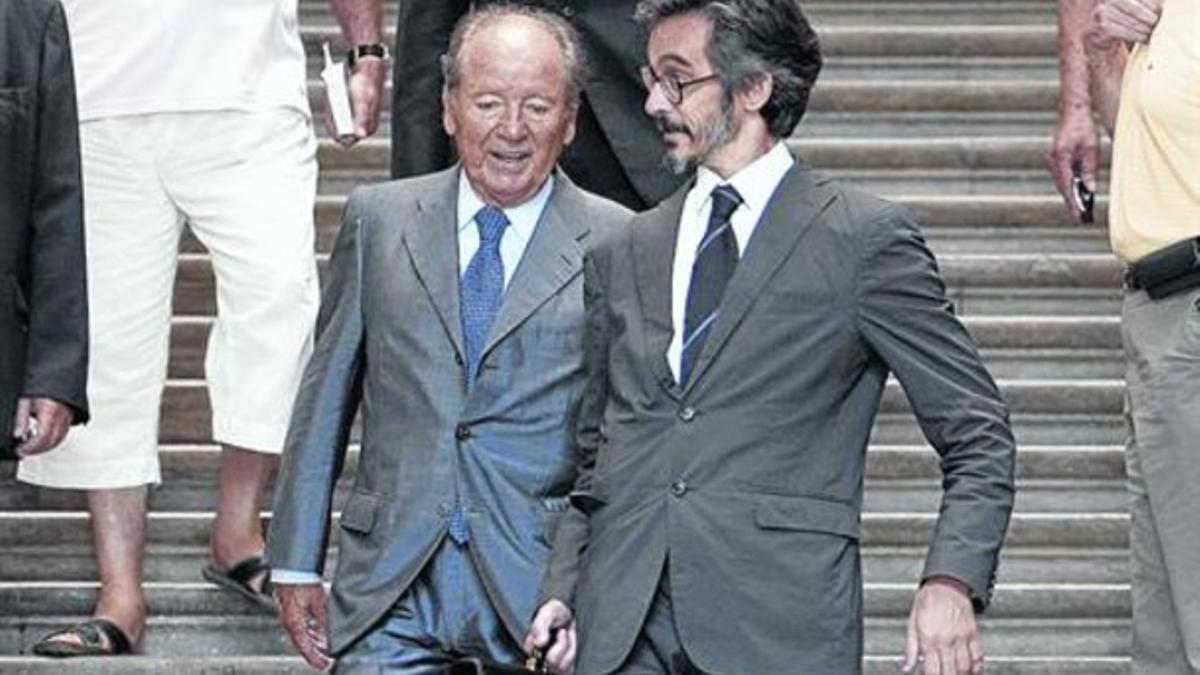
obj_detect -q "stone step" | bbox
[874,411,1124,446]
[0,512,1130,550]
[138,378,1121,444]
[0,443,1126,511]
[306,78,1057,120]
[865,618,1130,658]
[312,137,1082,174]
[866,480,1126,512]
[0,656,1136,675]
[168,252,1122,316]
[0,544,1129,585]
[0,617,1132,661]
[0,657,308,675]
[160,314,1122,379]
[0,581,1131,622]
[274,196,1108,257]
[296,1,1057,29]
[298,24,1058,60]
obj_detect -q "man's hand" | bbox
[13,397,73,457]
[902,577,983,675]
[1089,0,1163,49]
[1046,103,1100,220]
[326,58,386,147]
[276,583,332,670]
[524,599,576,675]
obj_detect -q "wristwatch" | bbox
[346,43,390,68]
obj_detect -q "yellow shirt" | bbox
[1109,0,1200,264]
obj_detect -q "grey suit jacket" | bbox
[543,159,1017,675]
[266,167,631,653]
[0,0,88,455]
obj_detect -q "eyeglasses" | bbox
[639,65,720,106]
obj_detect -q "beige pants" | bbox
[1123,285,1200,675]
[18,108,319,489]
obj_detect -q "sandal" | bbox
[202,555,276,612]
[31,618,134,657]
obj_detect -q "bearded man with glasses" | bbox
[527,1,1017,674]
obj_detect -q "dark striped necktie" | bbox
[681,184,742,386]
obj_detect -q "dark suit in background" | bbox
[391,0,687,210]
[543,159,1017,674]
[0,0,88,456]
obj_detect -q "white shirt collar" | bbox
[456,170,555,243]
[689,141,794,225]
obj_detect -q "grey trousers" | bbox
[1122,286,1200,675]
[333,539,525,675]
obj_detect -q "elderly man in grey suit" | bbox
[266,5,630,673]
[526,1,1017,674]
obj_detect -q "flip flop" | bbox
[202,555,277,612]
[31,618,134,657]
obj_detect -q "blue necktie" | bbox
[460,205,509,385]
[450,205,508,545]
[681,184,742,386]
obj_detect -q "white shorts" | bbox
[18,108,319,489]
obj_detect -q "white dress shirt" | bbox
[667,142,795,380]
[272,171,555,585]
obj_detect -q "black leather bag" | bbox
[1129,236,1200,299]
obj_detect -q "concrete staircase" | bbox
[0,0,1132,672]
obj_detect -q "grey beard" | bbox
[662,100,738,175]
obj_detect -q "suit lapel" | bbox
[632,185,689,401]
[479,173,588,361]
[402,170,467,361]
[682,162,836,395]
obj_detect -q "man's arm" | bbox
[856,210,1017,675]
[1046,0,1101,219]
[266,192,368,670]
[327,0,386,145]
[527,246,614,675]
[1084,0,1163,134]
[390,0,470,178]
[16,1,87,457]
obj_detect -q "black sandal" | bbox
[202,555,276,612]
[31,618,134,657]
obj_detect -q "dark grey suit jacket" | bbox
[391,0,688,210]
[266,168,631,653]
[0,0,88,455]
[543,159,1017,674]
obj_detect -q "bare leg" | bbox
[92,487,148,644]
[39,486,149,651]
[209,444,278,589]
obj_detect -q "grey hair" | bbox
[441,3,588,107]
[635,0,822,138]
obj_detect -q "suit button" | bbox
[670,480,688,497]
[678,407,696,422]
[437,503,450,516]
[455,424,471,440]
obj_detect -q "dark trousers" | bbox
[612,565,708,675]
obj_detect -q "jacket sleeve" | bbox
[390,0,469,179]
[537,246,610,609]
[23,1,88,423]
[266,194,368,575]
[855,208,1016,612]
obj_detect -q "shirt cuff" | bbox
[271,569,322,584]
